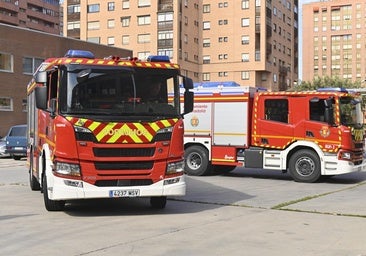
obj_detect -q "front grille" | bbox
[93,147,155,157]
[354,142,364,149]
[95,161,153,170]
[95,179,153,187]
[153,132,172,142]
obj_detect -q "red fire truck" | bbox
[183,83,366,182]
[27,50,193,211]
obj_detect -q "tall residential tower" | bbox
[302,0,366,83]
[0,0,60,34]
[64,0,298,91]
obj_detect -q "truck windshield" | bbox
[59,65,180,118]
[339,96,363,128]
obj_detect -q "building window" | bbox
[107,19,115,28]
[203,21,211,30]
[218,72,228,77]
[22,57,43,75]
[22,99,27,112]
[0,52,13,72]
[203,55,211,64]
[122,0,130,9]
[138,15,151,25]
[158,48,173,58]
[218,54,228,60]
[203,38,210,47]
[67,21,80,30]
[218,19,228,25]
[108,2,115,11]
[87,21,100,30]
[241,71,250,80]
[219,37,228,42]
[241,18,249,27]
[87,37,100,44]
[203,4,210,13]
[242,53,249,62]
[137,51,150,60]
[138,0,150,7]
[241,35,249,44]
[121,16,131,27]
[87,4,100,13]
[138,34,150,43]
[203,73,210,81]
[67,4,80,14]
[0,97,13,111]
[107,37,115,46]
[242,0,249,9]
[122,35,130,45]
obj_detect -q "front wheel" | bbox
[184,145,211,176]
[42,174,65,211]
[288,149,321,183]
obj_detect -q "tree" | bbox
[290,76,362,91]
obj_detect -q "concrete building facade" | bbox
[63,0,298,91]
[0,24,132,137]
[302,0,366,83]
[0,0,61,35]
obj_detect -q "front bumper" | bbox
[46,174,186,200]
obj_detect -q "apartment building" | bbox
[0,0,61,34]
[63,0,298,91]
[302,0,366,83]
[0,23,131,137]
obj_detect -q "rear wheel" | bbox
[184,145,211,176]
[42,174,65,211]
[150,196,167,209]
[289,149,321,183]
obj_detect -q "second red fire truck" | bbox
[27,50,193,211]
[183,83,366,182]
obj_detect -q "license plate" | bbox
[109,189,140,198]
[14,147,23,150]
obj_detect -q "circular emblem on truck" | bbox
[190,116,199,127]
[319,126,330,138]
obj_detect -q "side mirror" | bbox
[183,91,194,115]
[183,77,193,90]
[35,86,48,110]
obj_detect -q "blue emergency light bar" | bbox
[64,50,95,59]
[147,55,170,63]
[317,87,348,93]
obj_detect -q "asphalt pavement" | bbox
[1,157,366,256]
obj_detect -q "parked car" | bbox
[0,136,10,158]
[5,124,27,160]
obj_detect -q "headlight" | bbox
[338,151,352,161]
[157,127,173,134]
[54,161,81,176]
[166,160,184,175]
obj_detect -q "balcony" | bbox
[158,3,173,12]
[0,12,18,26]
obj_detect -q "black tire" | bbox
[184,145,211,176]
[13,156,21,160]
[29,151,41,191]
[42,174,65,211]
[150,196,167,209]
[213,165,236,173]
[288,149,321,183]
[29,170,41,191]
